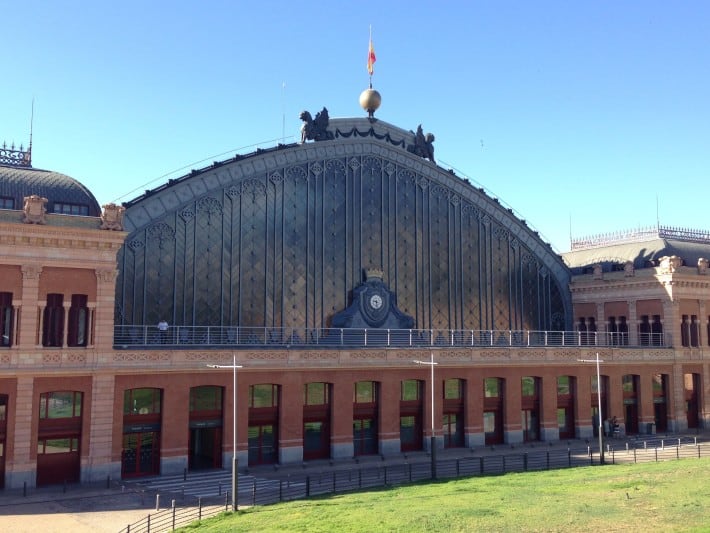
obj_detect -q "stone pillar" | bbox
[638,372,655,433]
[84,374,120,482]
[595,303,605,345]
[466,376,484,448]
[331,375,354,459]
[627,299,638,345]
[62,302,71,348]
[278,378,304,464]
[11,302,20,350]
[86,304,96,348]
[541,375,558,442]
[94,269,119,351]
[698,301,706,348]
[504,376,523,444]
[663,300,681,348]
[671,363,687,432]
[19,265,42,349]
[575,373,593,439]
[7,376,35,488]
[378,375,401,456]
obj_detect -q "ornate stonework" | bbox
[299,351,339,360]
[95,269,119,283]
[22,195,48,224]
[698,258,708,275]
[101,203,126,230]
[624,261,635,277]
[659,255,682,273]
[21,264,42,280]
[113,352,171,362]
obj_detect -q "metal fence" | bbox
[114,325,668,349]
[119,436,707,533]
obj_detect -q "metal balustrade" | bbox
[114,325,668,349]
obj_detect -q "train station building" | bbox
[0,105,708,488]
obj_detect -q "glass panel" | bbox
[304,383,327,405]
[401,380,420,401]
[125,388,161,415]
[400,416,416,444]
[484,378,500,398]
[622,375,636,393]
[190,386,222,411]
[557,376,570,395]
[250,384,277,408]
[557,408,568,430]
[521,377,536,397]
[303,421,323,452]
[354,382,375,403]
[444,379,462,399]
[261,425,276,463]
[652,375,664,394]
[483,412,496,434]
[139,433,155,473]
[42,391,81,419]
[41,438,72,454]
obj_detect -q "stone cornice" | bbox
[0,221,126,261]
[1,346,702,373]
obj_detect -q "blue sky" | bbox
[2,1,708,252]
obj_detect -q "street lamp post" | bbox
[414,352,438,479]
[579,353,604,465]
[207,354,243,511]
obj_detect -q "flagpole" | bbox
[368,25,374,89]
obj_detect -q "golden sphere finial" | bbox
[359,88,381,119]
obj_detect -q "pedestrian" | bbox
[158,319,169,343]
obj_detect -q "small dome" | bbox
[0,164,101,216]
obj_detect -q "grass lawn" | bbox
[179,458,710,532]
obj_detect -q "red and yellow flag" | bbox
[367,38,376,76]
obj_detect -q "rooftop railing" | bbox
[113,325,668,349]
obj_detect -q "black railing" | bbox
[120,436,707,532]
[114,325,668,349]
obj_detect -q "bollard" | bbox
[106,474,111,489]
[198,497,202,521]
[23,481,26,497]
[172,499,176,531]
[184,467,187,482]
[219,481,222,496]
[156,493,160,511]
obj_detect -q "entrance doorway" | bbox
[189,427,222,469]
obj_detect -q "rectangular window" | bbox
[557,376,570,395]
[521,377,537,397]
[190,386,222,411]
[0,292,12,347]
[124,388,161,415]
[484,378,500,398]
[483,412,496,433]
[67,294,89,347]
[53,202,89,216]
[42,293,64,347]
[354,381,376,403]
[249,384,278,408]
[557,408,568,431]
[444,379,462,400]
[0,197,14,210]
[38,437,79,454]
[304,382,328,405]
[400,380,421,401]
[39,391,83,419]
